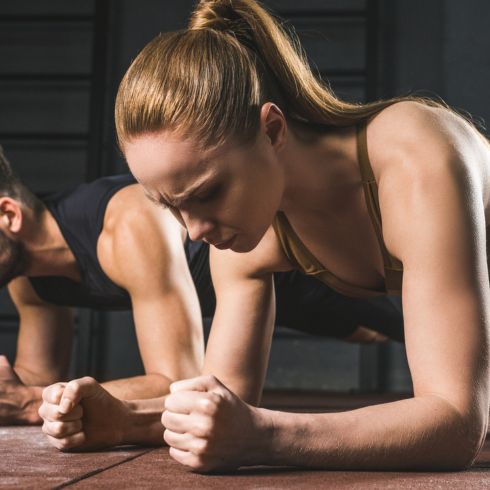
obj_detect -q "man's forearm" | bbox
[257,396,485,470]
[0,385,44,425]
[123,397,166,446]
[102,373,172,400]
[14,363,65,387]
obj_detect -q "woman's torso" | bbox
[262,102,490,298]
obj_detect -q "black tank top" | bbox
[29,175,136,309]
[26,176,402,340]
[28,175,212,311]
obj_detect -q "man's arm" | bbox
[39,377,165,450]
[0,277,74,424]
[98,203,204,400]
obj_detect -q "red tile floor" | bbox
[1,393,489,489]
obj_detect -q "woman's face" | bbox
[124,129,285,253]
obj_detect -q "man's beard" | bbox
[0,231,28,289]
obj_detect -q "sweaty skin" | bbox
[126,101,489,471]
[1,184,203,424]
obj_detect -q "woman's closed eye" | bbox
[195,184,222,203]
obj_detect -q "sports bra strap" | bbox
[356,121,403,294]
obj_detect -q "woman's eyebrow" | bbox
[167,177,215,207]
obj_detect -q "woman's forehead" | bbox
[125,133,204,179]
[124,131,222,195]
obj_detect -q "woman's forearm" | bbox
[259,395,486,470]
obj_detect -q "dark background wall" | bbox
[0,0,488,394]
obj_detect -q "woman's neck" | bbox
[279,124,361,216]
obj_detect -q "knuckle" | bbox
[193,438,210,455]
[204,374,218,386]
[66,380,82,394]
[161,410,169,427]
[37,403,46,419]
[163,395,174,410]
[197,397,215,414]
[198,393,221,415]
[48,408,63,422]
[163,429,173,445]
[194,418,213,438]
[43,383,63,402]
[51,421,64,436]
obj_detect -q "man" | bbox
[0,146,205,424]
[0,145,402,429]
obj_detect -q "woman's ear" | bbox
[0,197,23,235]
[260,102,287,150]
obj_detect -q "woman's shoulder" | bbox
[366,99,487,180]
[364,100,490,264]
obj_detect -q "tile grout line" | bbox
[54,447,160,489]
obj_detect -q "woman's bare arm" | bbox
[162,103,489,471]
[204,226,286,405]
[263,103,490,469]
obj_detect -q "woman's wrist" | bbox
[254,408,323,467]
[247,405,281,466]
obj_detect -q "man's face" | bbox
[0,231,27,288]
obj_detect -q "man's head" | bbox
[0,146,43,287]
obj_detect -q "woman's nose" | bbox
[182,212,214,241]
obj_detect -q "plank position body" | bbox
[0,149,403,440]
[0,156,205,427]
[108,0,487,471]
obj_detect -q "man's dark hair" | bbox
[0,145,44,215]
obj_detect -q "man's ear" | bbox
[0,197,23,234]
[259,102,287,151]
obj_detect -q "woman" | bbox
[115,0,489,472]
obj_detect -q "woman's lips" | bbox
[212,235,236,250]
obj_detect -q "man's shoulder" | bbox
[101,183,167,238]
[97,187,186,291]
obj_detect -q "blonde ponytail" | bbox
[115,0,440,148]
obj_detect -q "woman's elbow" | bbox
[437,413,488,470]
